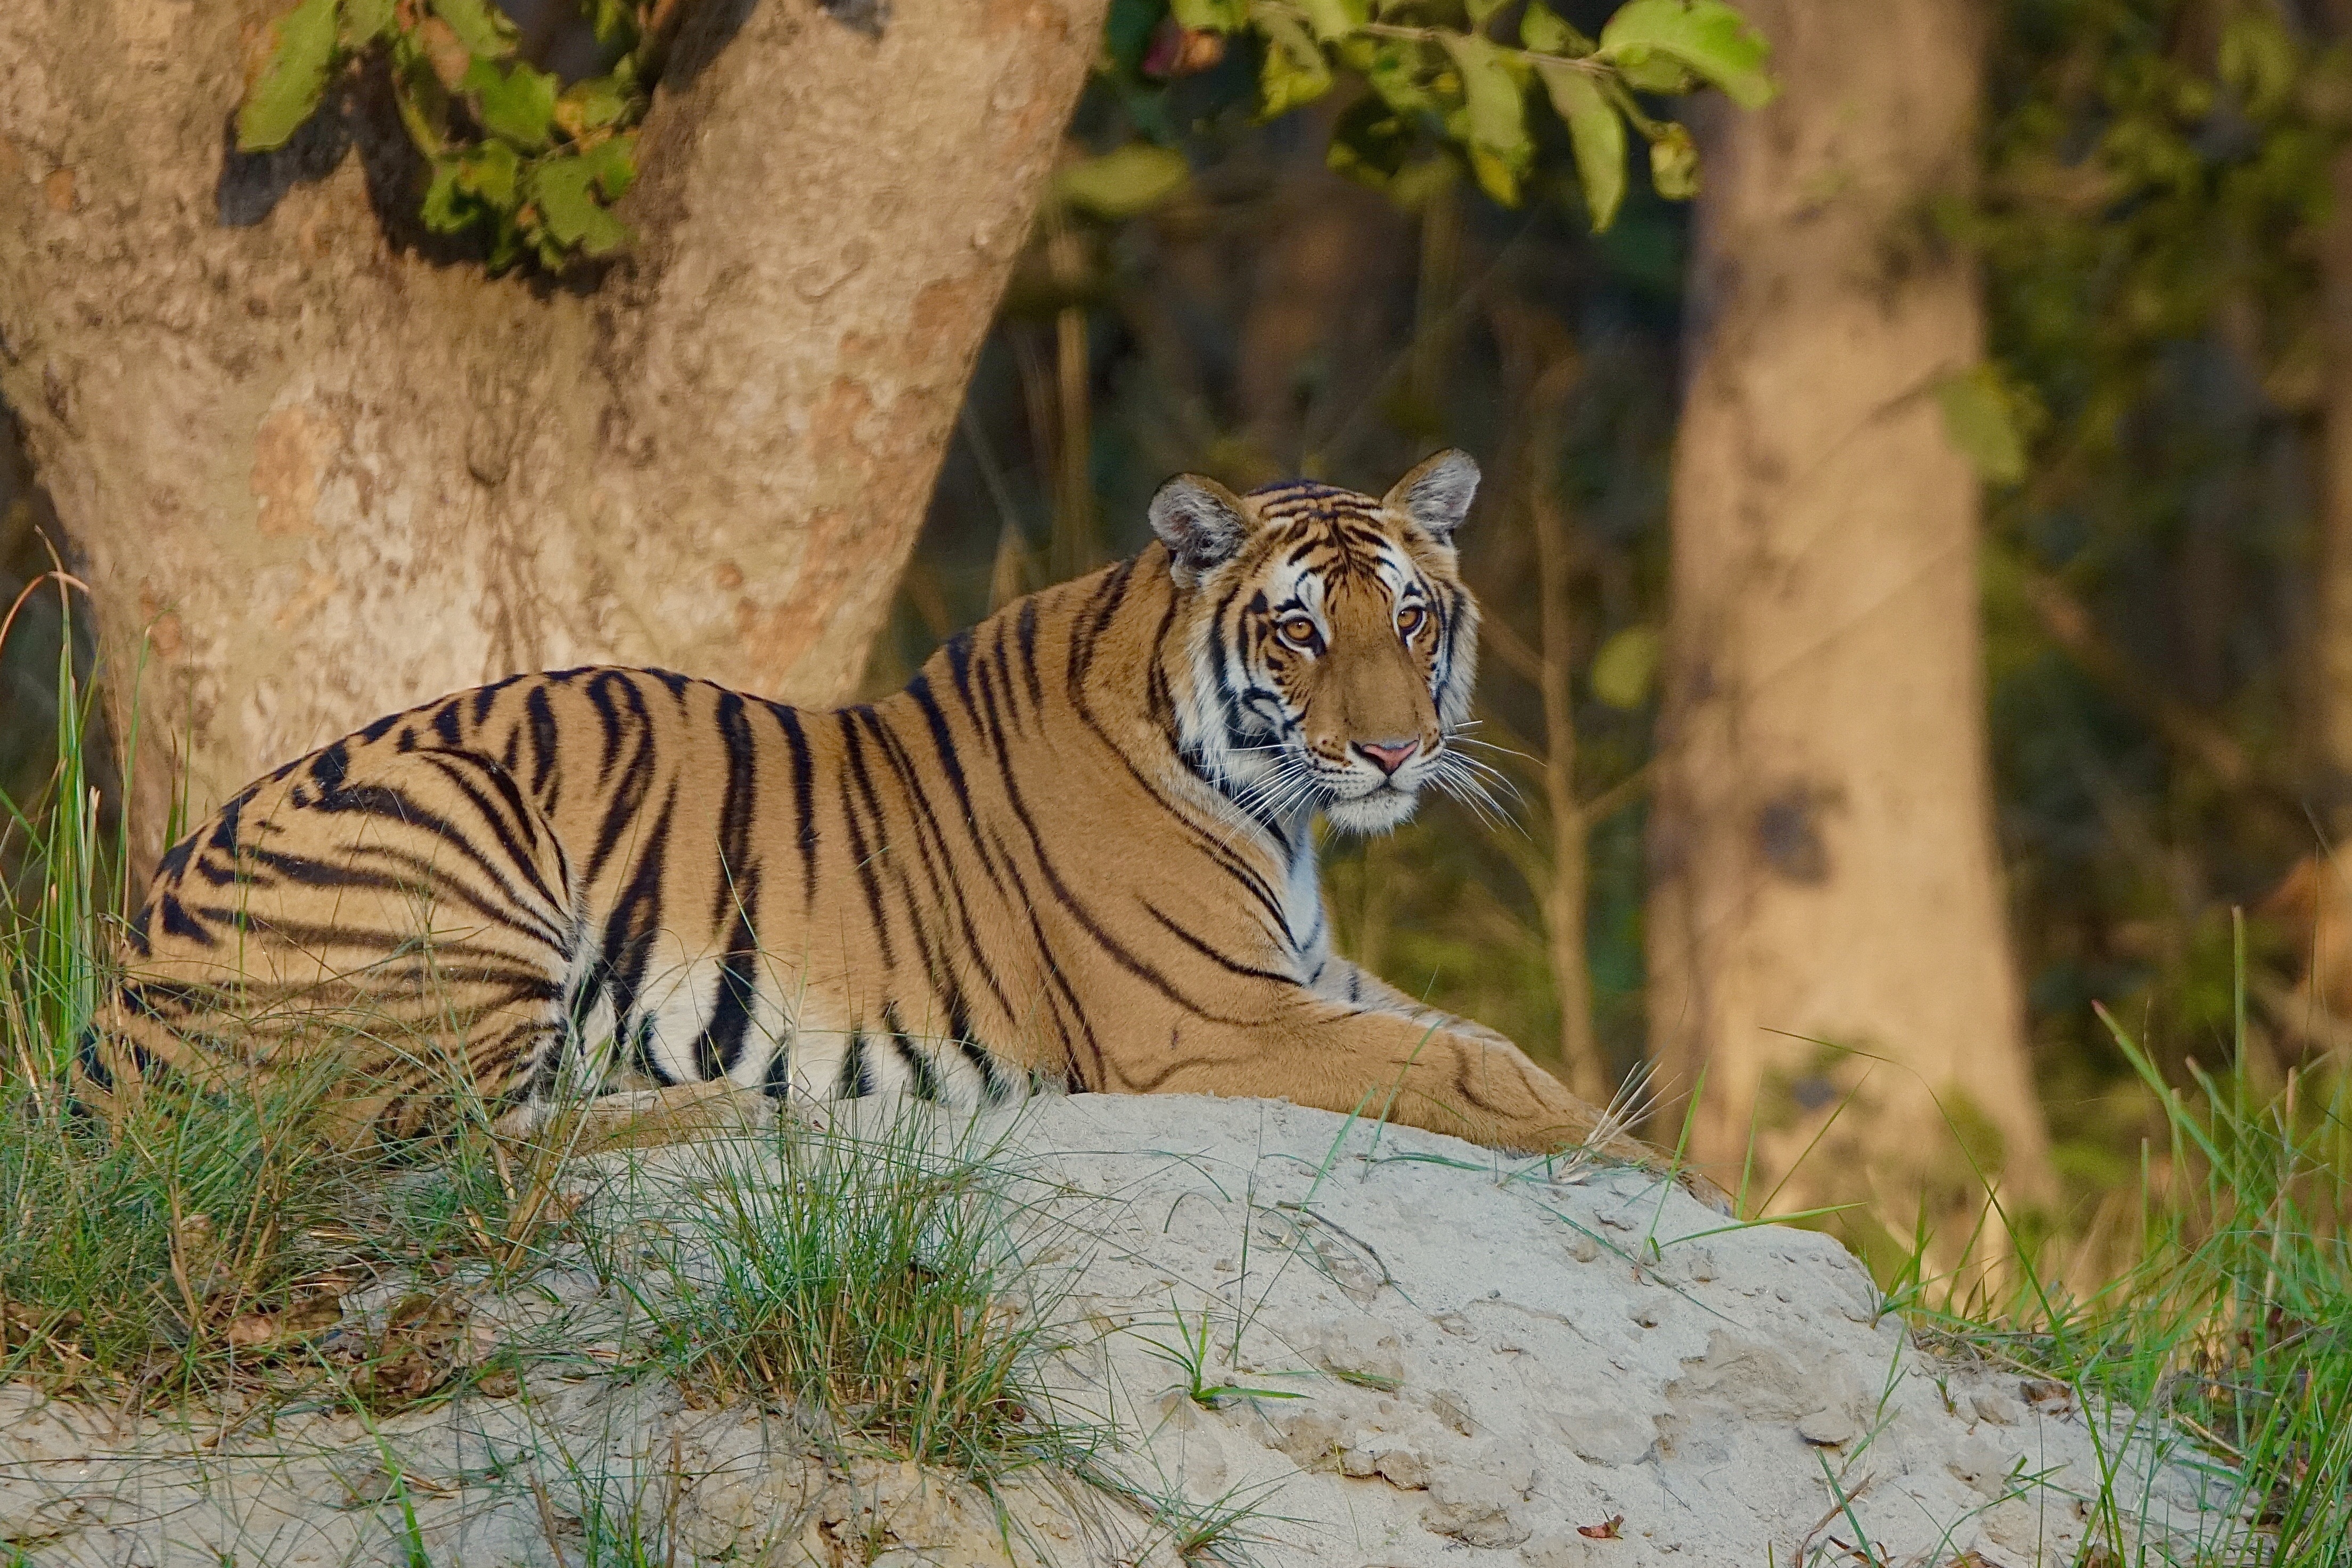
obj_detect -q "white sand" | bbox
[0,1093,2251,1566]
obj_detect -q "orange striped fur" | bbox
[81,452,1655,1165]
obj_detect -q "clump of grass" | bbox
[0,1068,358,1392]
[0,602,363,1393]
[611,1108,1097,1490]
[1892,922,2350,1567]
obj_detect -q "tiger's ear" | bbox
[1384,449,1480,540]
[1148,474,1251,582]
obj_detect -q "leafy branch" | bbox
[236,0,678,273]
[1069,0,1774,229]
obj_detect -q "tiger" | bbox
[80,450,1667,1177]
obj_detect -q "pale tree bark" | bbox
[2287,2,2352,1029]
[0,0,1104,871]
[1646,0,2056,1244]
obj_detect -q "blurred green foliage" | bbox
[1970,0,2350,1146]
[1085,0,1769,224]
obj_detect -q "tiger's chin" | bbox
[1324,787,1422,835]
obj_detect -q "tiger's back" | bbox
[87,454,1670,1173]
[95,648,1100,1139]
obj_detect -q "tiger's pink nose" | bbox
[1356,738,1419,776]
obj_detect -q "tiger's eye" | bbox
[1279,616,1318,648]
[1396,605,1426,636]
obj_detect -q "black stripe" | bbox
[711,689,759,927]
[380,754,569,947]
[838,1029,872,1098]
[1015,598,1045,711]
[959,1039,1009,1105]
[944,630,977,710]
[866,700,1018,1024]
[310,742,350,793]
[76,1027,112,1090]
[415,750,567,918]
[694,906,762,1080]
[988,625,1027,738]
[157,902,215,949]
[525,684,561,804]
[471,674,522,727]
[597,786,677,1078]
[883,1003,943,1102]
[584,668,632,785]
[861,709,958,994]
[258,835,567,950]
[154,832,198,885]
[582,674,658,887]
[769,702,818,908]
[984,822,1099,1087]
[835,709,899,972]
[1145,904,1295,983]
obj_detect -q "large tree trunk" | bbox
[0,0,1102,870]
[2291,13,2352,1029]
[1646,0,2056,1246]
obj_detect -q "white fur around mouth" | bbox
[1324,782,1422,834]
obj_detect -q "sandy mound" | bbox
[0,1093,2247,1566]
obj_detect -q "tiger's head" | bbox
[1149,449,1484,835]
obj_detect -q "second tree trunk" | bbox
[1646,0,2056,1246]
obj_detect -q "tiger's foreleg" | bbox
[1136,995,1724,1205]
[501,1079,786,1154]
[1310,958,1513,1047]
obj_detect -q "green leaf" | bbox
[1598,0,1775,109]
[1647,120,1698,199]
[1466,145,1521,204]
[532,153,633,256]
[587,0,641,50]
[1519,2,1588,56]
[577,131,638,201]
[555,75,636,140]
[1936,366,2028,485]
[1297,0,1366,43]
[1357,38,1445,117]
[1054,143,1193,219]
[235,0,341,153]
[420,155,471,232]
[1171,0,1248,29]
[1613,49,1693,94]
[1465,0,1511,25]
[464,58,559,150]
[1439,33,1530,205]
[388,28,453,153]
[1257,12,1333,118]
[1589,625,1660,710]
[340,0,395,47]
[428,0,519,60]
[455,137,520,207]
[485,211,525,272]
[1536,61,1626,231]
